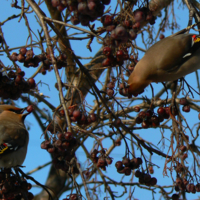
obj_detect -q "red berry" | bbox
[27,78,36,89]
[107,89,114,97]
[145,109,153,118]
[143,173,151,182]
[115,161,123,170]
[15,75,23,84]
[88,1,96,11]
[107,82,115,89]
[51,0,60,7]
[70,15,80,25]
[64,132,73,140]
[17,54,25,62]
[124,167,131,176]
[73,110,82,120]
[132,22,141,29]
[135,170,141,178]
[139,111,146,119]
[157,107,165,116]
[106,157,112,165]
[27,105,34,113]
[129,29,137,40]
[151,115,159,127]
[116,50,124,61]
[135,117,142,124]
[102,57,112,67]
[179,145,187,152]
[182,105,190,113]
[103,47,112,56]
[159,34,165,39]
[115,26,127,39]
[123,20,131,28]
[101,15,113,26]
[165,107,170,114]
[134,10,145,23]
[26,49,34,58]
[150,177,157,186]
[142,120,150,128]
[122,157,130,167]
[113,118,121,127]
[10,52,18,61]
[89,113,97,122]
[19,47,27,56]
[134,106,140,112]
[180,98,188,105]
[59,109,65,116]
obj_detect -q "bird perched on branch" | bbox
[128,34,200,96]
[0,105,30,168]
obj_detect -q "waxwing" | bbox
[0,105,30,168]
[128,34,200,96]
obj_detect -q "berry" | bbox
[51,0,60,7]
[172,194,179,200]
[135,170,141,178]
[27,78,36,89]
[107,82,115,89]
[27,105,34,113]
[134,106,140,112]
[73,109,82,120]
[106,157,112,165]
[17,54,25,62]
[103,46,112,56]
[129,29,137,40]
[180,98,188,105]
[116,50,124,61]
[149,166,154,174]
[101,15,113,26]
[107,89,114,97]
[89,113,97,122]
[135,117,142,124]
[159,34,165,39]
[150,177,157,186]
[157,107,165,116]
[124,167,131,176]
[182,105,190,113]
[142,120,150,128]
[134,10,145,23]
[138,111,146,119]
[122,157,130,167]
[115,161,123,170]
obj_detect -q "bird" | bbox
[128,33,200,96]
[0,105,30,168]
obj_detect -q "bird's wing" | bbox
[144,34,195,74]
[0,126,28,156]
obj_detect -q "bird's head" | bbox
[127,72,151,96]
[0,105,25,114]
[0,105,32,124]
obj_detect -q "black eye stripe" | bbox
[8,109,23,114]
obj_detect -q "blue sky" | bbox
[1,1,200,200]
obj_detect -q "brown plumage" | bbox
[0,105,30,168]
[128,34,200,96]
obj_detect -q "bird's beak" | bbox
[21,107,27,114]
[22,112,31,120]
